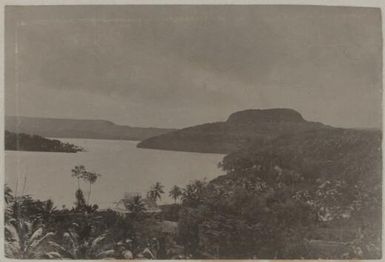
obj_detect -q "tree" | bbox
[74,189,87,211]
[123,195,146,218]
[181,180,207,207]
[169,185,182,203]
[71,165,86,190]
[40,199,57,225]
[81,171,101,204]
[71,165,101,205]
[147,182,164,203]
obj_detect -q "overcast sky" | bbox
[5,5,382,128]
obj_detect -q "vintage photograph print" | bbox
[3,4,382,259]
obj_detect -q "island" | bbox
[5,130,84,153]
[137,108,328,154]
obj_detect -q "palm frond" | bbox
[5,241,21,258]
[95,249,115,258]
[48,240,76,259]
[63,232,76,247]
[28,227,43,244]
[45,251,64,259]
[5,224,20,243]
[29,232,55,249]
[91,234,106,250]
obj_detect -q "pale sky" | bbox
[5,5,382,128]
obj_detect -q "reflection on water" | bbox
[5,138,224,209]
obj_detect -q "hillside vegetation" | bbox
[175,127,381,258]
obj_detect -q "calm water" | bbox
[5,138,224,209]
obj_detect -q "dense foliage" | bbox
[5,131,84,153]
[176,128,381,259]
[4,165,186,259]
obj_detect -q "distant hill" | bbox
[5,131,84,153]
[137,108,328,154]
[5,116,176,141]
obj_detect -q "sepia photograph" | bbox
[3,2,383,260]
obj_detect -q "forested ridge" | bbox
[5,131,84,153]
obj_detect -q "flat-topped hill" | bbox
[227,109,305,124]
[137,108,328,154]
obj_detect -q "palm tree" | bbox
[71,165,86,190]
[147,182,164,203]
[181,180,207,207]
[169,185,182,203]
[75,189,87,210]
[81,171,101,204]
[124,195,146,218]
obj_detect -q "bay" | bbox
[5,138,224,209]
